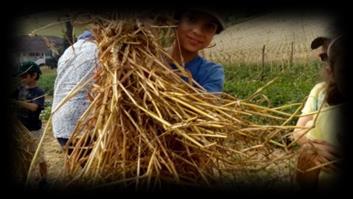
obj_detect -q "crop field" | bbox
[202,11,332,65]
[15,11,334,190]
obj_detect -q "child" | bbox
[292,36,332,145]
[14,61,48,187]
[52,9,226,148]
[294,36,346,190]
[168,9,225,93]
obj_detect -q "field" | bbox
[202,11,332,64]
[25,11,332,189]
[37,62,322,188]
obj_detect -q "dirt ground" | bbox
[41,126,66,183]
[35,125,299,190]
[20,123,66,188]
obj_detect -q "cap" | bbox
[311,36,331,50]
[174,9,225,34]
[16,61,41,77]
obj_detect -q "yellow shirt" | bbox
[301,82,341,188]
[306,104,341,146]
[305,104,342,188]
[301,82,328,115]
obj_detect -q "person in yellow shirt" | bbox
[292,36,331,145]
[294,35,346,190]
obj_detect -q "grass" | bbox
[223,61,323,108]
[38,66,56,96]
[38,66,56,120]
[222,61,323,126]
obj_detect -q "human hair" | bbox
[325,35,347,105]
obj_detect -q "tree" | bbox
[63,14,74,49]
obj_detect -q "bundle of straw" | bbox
[58,17,299,189]
[12,118,36,184]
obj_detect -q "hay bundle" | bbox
[12,118,36,184]
[60,17,298,188]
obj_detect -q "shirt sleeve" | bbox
[201,65,224,93]
[301,82,326,114]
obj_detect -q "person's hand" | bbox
[299,139,341,173]
[305,119,314,128]
[310,139,341,172]
[14,100,39,112]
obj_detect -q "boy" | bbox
[292,36,332,145]
[14,61,48,186]
[294,36,345,190]
[52,9,226,148]
[169,9,225,93]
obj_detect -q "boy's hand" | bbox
[310,139,341,172]
[15,100,39,112]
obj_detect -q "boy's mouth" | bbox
[186,35,202,45]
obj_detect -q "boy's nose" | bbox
[191,24,203,35]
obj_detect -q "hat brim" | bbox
[174,9,225,34]
[311,37,331,50]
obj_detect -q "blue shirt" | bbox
[172,55,224,93]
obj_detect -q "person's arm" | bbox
[16,89,45,112]
[16,100,39,112]
[292,115,313,145]
[310,139,341,171]
[292,83,323,145]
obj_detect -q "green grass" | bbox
[223,61,322,108]
[38,67,57,96]
[222,61,324,132]
[38,67,56,121]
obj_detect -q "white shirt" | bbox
[51,39,98,139]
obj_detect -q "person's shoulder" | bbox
[309,82,325,92]
[31,86,45,95]
[77,30,93,40]
[314,82,327,89]
[59,39,97,63]
[310,82,327,94]
[198,56,223,70]
[74,38,97,50]
[63,39,97,54]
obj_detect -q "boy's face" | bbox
[176,12,218,53]
[316,42,330,62]
[20,73,37,86]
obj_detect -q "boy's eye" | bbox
[319,53,328,62]
[204,22,217,33]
